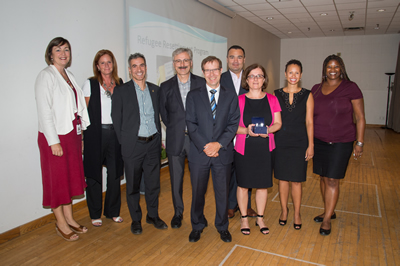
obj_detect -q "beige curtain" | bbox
[388,42,400,132]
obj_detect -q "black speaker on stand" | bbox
[382,72,395,129]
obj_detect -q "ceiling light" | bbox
[375,24,380,29]
[349,11,355,21]
[377,9,386,12]
[288,31,292,34]
[330,29,335,32]
[267,17,274,20]
[320,13,328,16]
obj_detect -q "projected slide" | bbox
[128,7,227,85]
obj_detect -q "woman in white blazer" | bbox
[35,37,90,241]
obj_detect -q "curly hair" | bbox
[285,59,302,73]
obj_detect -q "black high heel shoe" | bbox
[255,215,269,235]
[293,223,302,230]
[314,212,336,223]
[279,207,289,226]
[240,215,250,235]
[293,214,302,230]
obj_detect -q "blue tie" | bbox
[210,89,217,119]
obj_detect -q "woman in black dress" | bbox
[274,59,314,230]
[235,64,282,235]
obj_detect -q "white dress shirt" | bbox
[82,79,113,124]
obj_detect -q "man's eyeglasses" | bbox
[203,68,220,74]
[173,59,192,64]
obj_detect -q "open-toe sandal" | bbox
[279,207,289,226]
[255,215,269,235]
[91,219,103,227]
[240,215,250,235]
[55,224,79,241]
[68,223,88,234]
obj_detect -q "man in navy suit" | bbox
[220,45,256,219]
[160,48,205,229]
[186,56,240,243]
[112,53,167,235]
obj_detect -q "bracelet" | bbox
[356,141,364,147]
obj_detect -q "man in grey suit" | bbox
[186,56,240,243]
[220,45,256,219]
[112,53,167,235]
[160,48,206,229]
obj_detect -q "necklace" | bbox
[103,81,114,98]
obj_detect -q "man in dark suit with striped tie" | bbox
[185,56,240,243]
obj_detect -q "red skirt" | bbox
[38,118,87,208]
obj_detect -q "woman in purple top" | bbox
[311,55,365,236]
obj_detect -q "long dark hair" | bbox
[321,54,350,83]
[314,54,350,98]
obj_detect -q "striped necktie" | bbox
[210,89,217,119]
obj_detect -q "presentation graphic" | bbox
[128,7,227,85]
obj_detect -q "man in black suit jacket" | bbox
[112,53,167,235]
[220,45,256,219]
[160,48,206,229]
[186,56,240,243]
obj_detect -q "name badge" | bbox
[77,124,82,135]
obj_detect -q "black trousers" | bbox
[123,134,161,222]
[189,157,231,231]
[168,135,190,216]
[86,128,122,219]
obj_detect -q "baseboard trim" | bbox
[0,166,170,244]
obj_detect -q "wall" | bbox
[280,35,400,125]
[0,0,281,234]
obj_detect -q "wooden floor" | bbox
[1,126,400,265]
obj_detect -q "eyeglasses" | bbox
[248,74,264,80]
[173,59,192,64]
[203,68,221,74]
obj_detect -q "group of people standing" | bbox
[34,37,365,243]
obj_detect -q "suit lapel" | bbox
[215,86,229,121]
[147,82,158,115]
[200,86,213,119]
[172,75,185,110]
[129,81,140,114]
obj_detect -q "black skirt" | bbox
[313,138,354,179]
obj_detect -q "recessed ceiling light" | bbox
[377,9,386,12]
[330,29,335,32]
[320,13,328,16]
[288,31,292,34]
[267,17,274,20]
